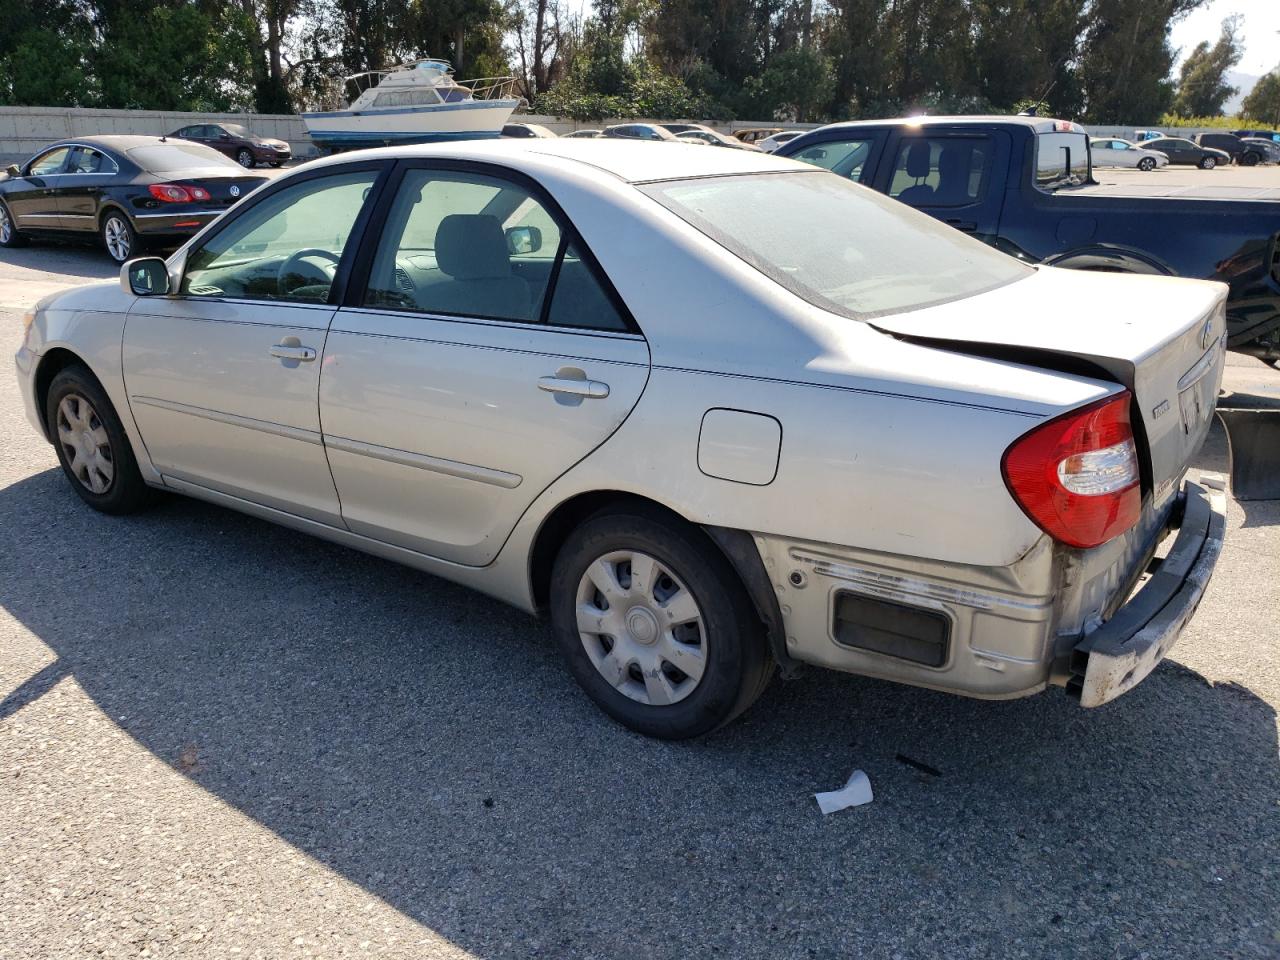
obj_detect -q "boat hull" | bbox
[301,100,520,150]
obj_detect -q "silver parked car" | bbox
[1089,137,1169,171]
[16,141,1227,739]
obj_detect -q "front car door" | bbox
[782,130,887,185]
[874,129,1009,238]
[320,162,650,565]
[122,163,387,525]
[6,146,70,229]
[58,145,120,233]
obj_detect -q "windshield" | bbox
[128,142,242,172]
[642,171,1032,319]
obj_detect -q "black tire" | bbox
[1137,157,1156,172]
[1264,358,1278,369]
[100,210,137,263]
[1241,151,1260,167]
[236,148,255,168]
[0,199,28,248]
[45,364,154,514]
[549,506,773,739]
[1199,156,1217,170]
[269,161,283,168]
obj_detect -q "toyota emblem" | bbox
[229,185,240,198]
[1199,318,1213,350]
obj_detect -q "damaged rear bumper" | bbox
[1067,477,1227,708]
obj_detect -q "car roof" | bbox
[299,138,800,183]
[803,114,1085,134]
[50,135,192,151]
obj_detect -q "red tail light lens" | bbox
[148,184,211,203]
[1001,391,1141,549]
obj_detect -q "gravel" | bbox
[2,249,1278,959]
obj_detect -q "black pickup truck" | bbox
[777,116,1280,365]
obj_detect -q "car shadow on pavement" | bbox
[1,467,1278,958]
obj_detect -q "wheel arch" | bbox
[527,489,796,675]
[1041,244,1176,276]
[33,347,102,440]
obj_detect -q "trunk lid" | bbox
[181,174,271,209]
[869,266,1228,503]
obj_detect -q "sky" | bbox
[1171,0,1280,75]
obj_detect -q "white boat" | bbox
[302,59,521,151]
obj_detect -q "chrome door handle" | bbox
[269,343,316,362]
[538,375,609,399]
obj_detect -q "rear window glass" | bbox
[1034,132,1089,190]
[127,142,242,172]
[642,171,1031,319]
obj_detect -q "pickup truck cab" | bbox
[777,116,1280,365]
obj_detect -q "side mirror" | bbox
[121,257,171,296]
[506,225,542,256]
[5,164,20,177]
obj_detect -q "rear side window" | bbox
[1034,132,1089,190]
[887,136,991,207]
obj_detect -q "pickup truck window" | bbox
[642,171,1031,319]
[887,137,991,207]
[787,137,875,181]
[1035,132,1089,190]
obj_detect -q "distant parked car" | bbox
[602,123,679,142]
[757,130,805,153]
[675,127,762,150]
[168,122,291,168]
[502,122,557,138]
[1089,138,1169,171]
[1241,138,1280,164]
[657,123,704,134]
[1139,137,1229,169]
[733,127,783,144]
[1232,129,1280,143]
[563,129,602,139]
[1133,129,1164,142]
[0,135,267,263]
[1192,132,1266,166]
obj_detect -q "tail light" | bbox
[1002,391,1141,549]
[148,183,211,203]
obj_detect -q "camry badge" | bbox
[230,185,240,198]
[1152,399,1170,419]
[1200,318,1213,350]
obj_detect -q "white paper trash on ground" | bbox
[815,769,873,814]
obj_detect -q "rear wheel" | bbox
[46,365,154,514]
[1199,156,1217,170]
[1241,151,1260,167]
[0,200,28,248]
[1137,157,1156,172]
[549,507,773,739]
[236,148,255,168]
[100,211,136,263]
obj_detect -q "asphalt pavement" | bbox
[1,244,1278,959]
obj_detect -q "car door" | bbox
[875,130,1008,238]
[122,162,388,525]
[783,130,887,185]
[6,146,70,228]
[58,145,119,234]
[320,162,650,565]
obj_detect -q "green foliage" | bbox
[1171,16,1243,119]
[1156,113,1240,129]
[738,48,835,122]
[1241,69,1280,128]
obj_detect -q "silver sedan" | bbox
[1090,137,1170,171]
[15,140,1227,738]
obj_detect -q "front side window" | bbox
[642,171,1032,320]
[790,137,875,182]
[364,169,627,331]
[28,148,69,176]
[887,136,991,207]
[181,170,378,302]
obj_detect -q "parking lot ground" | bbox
[1087,162,1280,199]
[1,249,1278,959]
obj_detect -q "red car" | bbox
[167,122,291,169]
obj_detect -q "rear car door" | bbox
[122,162,387,525]
[320,161,650,565]
[58,145,119,233]
[875,129,1008,237]
[7,146,70,228]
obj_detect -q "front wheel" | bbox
[549,508,773,739]
[46,365,154,514]
[1137,157,1156,172]
[236,148,255,168]
[1199,156,1217,170]
[100,211,137,263]
[0,200,28,247]
[1240,152,1260,167]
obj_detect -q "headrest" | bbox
[937,145,964,180]
[435,214,511,280]
[905,141,932,178]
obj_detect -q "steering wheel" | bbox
[277,248,341,297]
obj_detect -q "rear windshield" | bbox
[126,142,242,173]
[1035,132,1090,190]
[640,171,1031,319]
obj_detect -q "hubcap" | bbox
[238,151,252,167]
[56,394,114,494]
[575,550,707,706]
[0,205,10,243]
[104,217,130,261]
